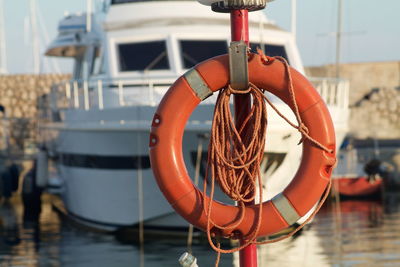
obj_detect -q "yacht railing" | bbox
[308,77,349,109]
[50,78,175,111]
[49,77,349,111]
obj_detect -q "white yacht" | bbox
[40,0,349,232]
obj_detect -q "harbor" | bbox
[1,0,400,266]
[1,194,400,266]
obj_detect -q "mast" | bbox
[0,0,7,74]
[30,0,40,74]
[291,0,296,42]
[86,0,93,32]
[335,0,343,79]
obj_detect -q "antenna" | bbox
[317,0,363,73]
[335,0,342,79]
[30,0,40,74]
[0,0,7,74]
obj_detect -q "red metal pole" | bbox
[230,10,249,45]
[230,9,258,267]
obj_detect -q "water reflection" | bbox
[251,195,400,267]
[0,195,232,266]
[0,196,59,266]
[0,194,400,266]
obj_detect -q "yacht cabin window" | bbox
[118,41,170,72]
[180,40,228,69]
[250,43,289,63]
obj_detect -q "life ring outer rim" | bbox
[149,54,336,238]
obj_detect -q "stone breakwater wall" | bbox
[0,74,70,153]
[350,87,400,139]
[305,61,400,139]
[0,74,70,118]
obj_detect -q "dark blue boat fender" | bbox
[1,169,12,199]
[0,162,20,199]
[35,149,49,188]
[22,161,43,220]
[9,163,20,192]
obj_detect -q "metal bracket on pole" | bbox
[229,41,249,90]
[210,0,273,13]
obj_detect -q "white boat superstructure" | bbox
[40,0,349,231]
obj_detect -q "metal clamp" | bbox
[229,41,249,90]
[211,0,274,13]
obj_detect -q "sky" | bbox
[1,0,400,74]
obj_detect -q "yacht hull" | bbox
[44,104,347,232]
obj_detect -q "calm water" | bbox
[1,194,400,267]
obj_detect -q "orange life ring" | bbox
[149,54,336,238]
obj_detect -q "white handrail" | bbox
[65,82,71,100]
[83,80,89,110]
[51,76,349,112]
[73,80,79,108]
[98,79,104,110]
[149,81,154,105]
[118,80,125,106]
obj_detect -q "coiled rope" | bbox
[204,52,334,265]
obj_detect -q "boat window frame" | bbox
[110,35,176,78]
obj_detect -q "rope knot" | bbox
[297,123,309,145]
[227,85,252,94]
[257,48,275,65]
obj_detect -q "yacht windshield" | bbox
[118,41,170,72]
[180,40,228,69]
[250,43,289,63]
